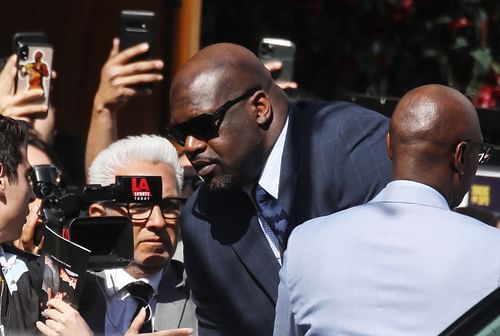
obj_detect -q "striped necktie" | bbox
[253,184,290,248]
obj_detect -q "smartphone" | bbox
[259,38,296,82]
[120,10,155,60]
[13,32,53,116]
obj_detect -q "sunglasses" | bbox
[464,139,499,164]
[166,87,260,146]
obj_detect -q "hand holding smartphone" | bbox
[13,32,53,117]
[259,38,296,82]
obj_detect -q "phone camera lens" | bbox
[19,46,29,61]
[260,44,273,58]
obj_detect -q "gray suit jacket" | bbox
[79,260,197,335]
[274,180,500,336]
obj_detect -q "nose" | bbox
[183,135,208,154]
[145,205,166,229]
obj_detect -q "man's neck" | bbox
[125,262,167,279]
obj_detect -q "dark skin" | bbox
[169,43,290,190]
[387,84,482,208]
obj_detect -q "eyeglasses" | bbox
[166,87,261,146]
[464,139,498,164]
[103,197,186,221]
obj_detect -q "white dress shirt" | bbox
[246,116,289,264]
[102,268,163,335]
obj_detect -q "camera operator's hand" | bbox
[13,203,44,255]
[0,54,46,121]
[263,60,298,90]
[86,38,164,171]
[36,298,94,336]
[125,307,193,336]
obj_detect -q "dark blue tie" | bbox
[253,184,290,248]
[125,281,154,332]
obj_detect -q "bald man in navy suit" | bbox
[168,43,391,336]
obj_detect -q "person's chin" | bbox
[206,173,241,191]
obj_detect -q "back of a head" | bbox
[0,116,28,182]
[88,135,183,190]
[389,84,481,206]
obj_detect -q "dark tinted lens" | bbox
[175,114,219,143]
[166,126,188,146]
[479,145,494,164]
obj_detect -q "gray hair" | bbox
[88,135,183,191]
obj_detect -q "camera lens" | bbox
[260,43,273,59]
[19,46,29,61]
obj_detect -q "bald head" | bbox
[168,43,290,190]
[170,43,277,115]
[389,84,482,206]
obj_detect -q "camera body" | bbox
[31,165,163,270]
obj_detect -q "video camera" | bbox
[30,164,163,270]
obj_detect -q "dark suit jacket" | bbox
[182,100,392,336]
[79,260,197,335]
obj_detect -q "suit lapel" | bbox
[154,261,190,330]
[193,177,283,306]
[231,215,281,303]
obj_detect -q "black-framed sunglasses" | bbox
[166,87,261,146]
[103,197,186,221]
[463,139,499,164]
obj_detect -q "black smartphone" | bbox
[259,38,296,82]
[120,10,155,60]
[13,32,53,116]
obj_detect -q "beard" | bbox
[205,163,246,191]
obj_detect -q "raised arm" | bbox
[85,38,164,172]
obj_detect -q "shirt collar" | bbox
[258,116,289,199]
[104,267,164,298]
[371,180,450,210]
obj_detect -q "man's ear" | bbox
[251,91,272,127]
[88,203,106,217]
[454,141,466,176]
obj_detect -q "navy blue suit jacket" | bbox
[181,100,392,336]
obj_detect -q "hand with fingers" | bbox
[36,299,93,336]
[125,307,193,336]
[85,38,164,170]
[13,202,44,254]
[0,54,47,120]
[93,38,164,114]
[263,60,298,90]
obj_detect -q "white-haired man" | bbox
[37,135,195,336]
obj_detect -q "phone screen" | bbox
[16,44,53,110]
